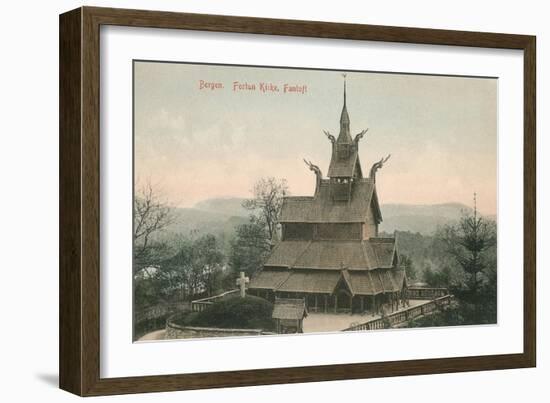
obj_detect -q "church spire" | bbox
[343,74,347,108]
[326,74,365,188]
[338,74,352,143]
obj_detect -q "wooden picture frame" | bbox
[59,6,536,396]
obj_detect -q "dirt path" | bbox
[137,329,166,341]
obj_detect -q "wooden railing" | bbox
[191,289,239,312]
[134,302,187,323]
[343,295,453,332]
[407,287,449,300]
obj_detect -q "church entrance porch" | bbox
[334,289,352,313]
[274,291,388,315]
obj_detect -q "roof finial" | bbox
[342,73,347,108]
[339,73,351,136]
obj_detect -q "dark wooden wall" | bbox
[282,223,364,240]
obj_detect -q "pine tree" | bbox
[441,193,496,321]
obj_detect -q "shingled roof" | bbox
[272,298,308,320]
[249,267,403,296]
[347,269,406,295]
[280,179,382,223]
[264,238,397,270]
[327,147,362,178]
[248,269,290,290]
[277,271,341,293]
[369,237,398,269]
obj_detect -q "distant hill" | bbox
[379,202,475,235]
[193,197,249,217]
[155,199,249,253]
[160,198,489,242]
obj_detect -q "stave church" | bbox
[248,78,408,315]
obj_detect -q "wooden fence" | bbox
[407,287,449,300]
[191,289,239,312]
[343,295,453,332]
[134,302,187,324]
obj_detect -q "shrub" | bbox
[173,295,275,331]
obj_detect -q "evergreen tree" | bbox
[441,194,497,323]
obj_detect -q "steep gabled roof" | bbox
[280,178,381,223]
[369,237,398,269]
[339,269,355,296]
[347,269,404,295]
[327,147,362,178]
[272,298,308,320]
[347,271,376,295]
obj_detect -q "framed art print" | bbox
[59,6,536,396]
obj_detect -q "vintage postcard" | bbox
[133,61,497,341]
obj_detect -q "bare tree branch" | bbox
[242,177,288,244]
[133,179,176,275]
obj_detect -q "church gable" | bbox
[327,147,359,178]
[336,270,355,296]
[369,237,398,269]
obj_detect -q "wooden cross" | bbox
[236,271,249,298]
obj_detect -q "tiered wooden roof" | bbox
[280,179,382,223]
[264,238,396,270]
[249,267,406,296]
[249,78,406,299]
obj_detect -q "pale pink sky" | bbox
[134,61,497,215]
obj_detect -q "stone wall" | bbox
[165,317,275,339]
